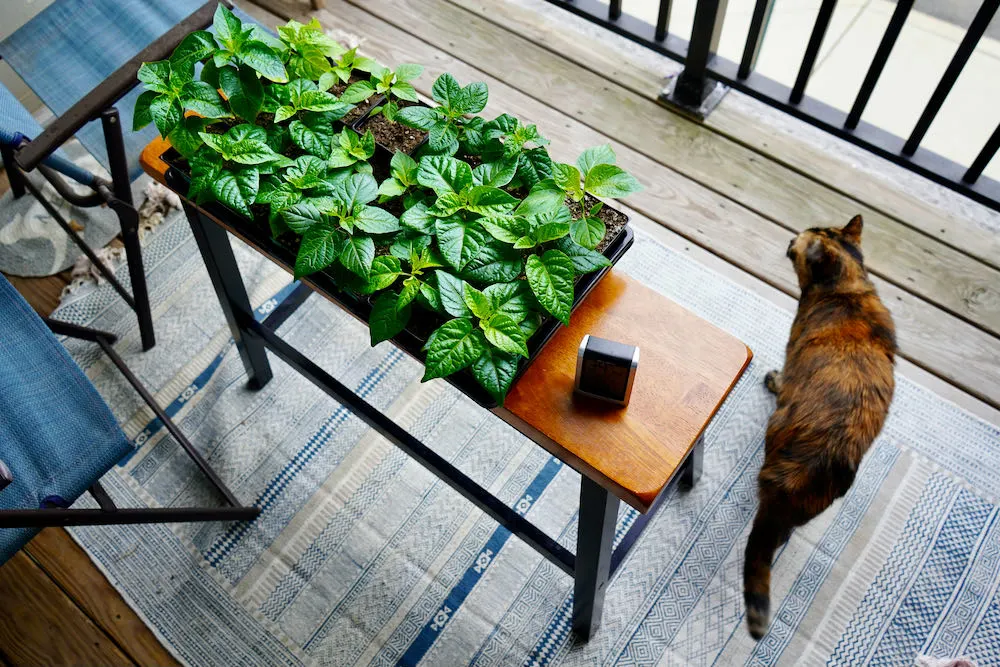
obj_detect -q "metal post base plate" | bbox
[658,76,730,120]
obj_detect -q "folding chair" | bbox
[0,274,258,565]
[0,0,259,351]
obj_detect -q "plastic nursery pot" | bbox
[351,98,431,157]
[161,151,634,408]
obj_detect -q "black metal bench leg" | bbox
[1,141,27,199]
[183,202,273,389]
[680,434,705,490]
[101,108,155,351]
[573,476,619,639]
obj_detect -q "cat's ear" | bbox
[842,215,863,244]
[805,238,841,283]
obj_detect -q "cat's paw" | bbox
[764,370,782,395]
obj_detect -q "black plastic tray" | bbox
[164,159,633,408]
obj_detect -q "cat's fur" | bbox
[743,216,896,639]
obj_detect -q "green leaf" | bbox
[516,147,553,189]
[213,4,243,42]
[149,95,182,138]
[133,90,158,131]
[552,163,583,196]
[274,105,297,123]
[167,116,212,158]
[390,82,419,102]
[472,348,518,405]
[532,221,570,244]
[472,159,518,188]
[525,250,575,325]
[400,201,436,234]
[428,192,465,218]
[288,114,334,158]
[431,73,462,108]
[554,236,612,274]
[378,179,406,198]
[359,256,402,293]
[340,80,376,104]
[397,105,440,130]
[240,40,288,82]
[577,144,616,176]
[423,318,488,381]
[181,81,231,118]
[283,155,326,188]
[227,138,283,165]
[354,205,400,234]
[482,312,529,358]
[390,233,432,261]
[479,215,527,244]
[584,164,643,198]
[515,179,565,216]
[299,89,347,113]
[370,292,411,345]
[436,216,485,270]
[465,186,518,215]
[570,217,606,249]
[483,281,532,322]
[435,271,472,318]
[339,235,375,279]
[337,172,379,208]
[398,276,422,308]
[460,244,523,283]
[294,222,342,278]
[463,283,493,320]
[220,65,264,121]
[212,169,255,218]
[513,236,536,249]
[137,61,171,94]
[389,151,418,185]
[282,202,323,233]
[456,82,489,114]
[170,31,217,70]
[418,281,445,314]
[428,122,460,155]
[395,63,423,82]
[417,156,473,195]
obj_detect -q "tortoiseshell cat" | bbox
[743,216,895,639]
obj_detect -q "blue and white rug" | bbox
[54,208,1000,666]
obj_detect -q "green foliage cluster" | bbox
[136,5,642,404]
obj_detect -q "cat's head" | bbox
[786,216,865,289]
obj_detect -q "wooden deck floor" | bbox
[2,0,999,662]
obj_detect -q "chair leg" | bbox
[101,107,155,351]
[1,142,27,199]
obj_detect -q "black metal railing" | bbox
[543,0,1000,214]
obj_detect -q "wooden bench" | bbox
[141,135,752,637]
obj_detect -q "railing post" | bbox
[661,0,729,117]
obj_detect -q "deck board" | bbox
[445,0,1000,271]
[297,0,1000,409]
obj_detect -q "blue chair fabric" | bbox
[0,275,133,562]
[0,0,261,181]
[0,81,96,186]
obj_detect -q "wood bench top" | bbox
[141,136,752,512]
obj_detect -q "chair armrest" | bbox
[15,0,230,172]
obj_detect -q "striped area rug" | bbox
[55,209,1000,666]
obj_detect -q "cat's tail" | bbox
[743,516,784,640]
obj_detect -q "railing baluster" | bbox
[670,0,729,109]
[739,0,777,79]
[790,0,838,105]
[903,0,1000,155]
[964,122,1000,184]
[655,0,673,41]
[845,0,913,129]
[609,0,623,21]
